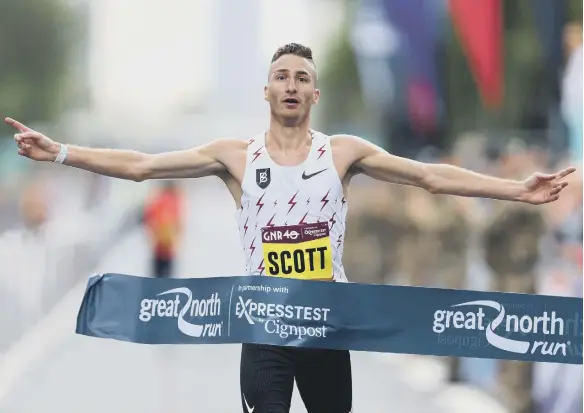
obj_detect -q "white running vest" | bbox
[236,131,348,282]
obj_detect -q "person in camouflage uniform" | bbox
[343,182,414,285]
[483,145,548,413]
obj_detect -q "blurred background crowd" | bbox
[0,1,581,412]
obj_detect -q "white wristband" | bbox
[54,144,68,164]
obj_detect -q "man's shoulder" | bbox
[215,131,268,148]
[211,137,250,147]
[204,137,250,154]
[327,133,357,141]
[327,133,361,148]
[327,134,375,157]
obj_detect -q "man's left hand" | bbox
[521,167,576,205]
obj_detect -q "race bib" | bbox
[261,222,333,281]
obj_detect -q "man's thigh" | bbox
[240,344,295,413]
[294,348,352,413]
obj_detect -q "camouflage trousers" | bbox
[495,273,536,413]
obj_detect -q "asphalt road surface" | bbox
[0,179,447,413]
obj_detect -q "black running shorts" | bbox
[240,343,352,413]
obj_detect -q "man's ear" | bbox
[312,89,321,105]
[264,85,269,101]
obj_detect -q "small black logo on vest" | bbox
[302,168,328,180]
[256,168,271,189]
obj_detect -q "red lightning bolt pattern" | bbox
[249,237,256,257]
[329,212,336,230]
[320,190,331,211]
[266,213,277,227]
[243,217,249,237]
[257,259,265,275]
[252,146,263,163]
[256,193,265,214]
[287,190,299,215]
[317,144,326,160]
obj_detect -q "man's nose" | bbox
[285,79,297,94]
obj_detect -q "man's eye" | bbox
[299,77,307,82]
[276,75,286,80]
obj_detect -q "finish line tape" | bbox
[76,274,583,364]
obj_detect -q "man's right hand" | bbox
[5,117,60,162]
[5,116,246,184]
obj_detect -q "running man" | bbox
[5,43,575,413]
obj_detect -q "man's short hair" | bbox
[271,43,316,68]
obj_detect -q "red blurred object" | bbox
[408,79,437,134]
[145,188,183,260]
[449,0,503,109]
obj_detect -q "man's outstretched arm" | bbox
[5,117,235,181]
[338,135,575,205]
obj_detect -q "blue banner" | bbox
[532,0,565,80]
[381,0,444,133]
[76,274,583,365]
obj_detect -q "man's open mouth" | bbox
[283,98,300,104]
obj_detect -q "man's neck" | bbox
[267,118,312,151]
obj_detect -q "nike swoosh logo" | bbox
[243,394,254,413]
[302,168,328,180]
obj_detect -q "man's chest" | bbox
[243,165,342,205]
[228,141,351,185]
